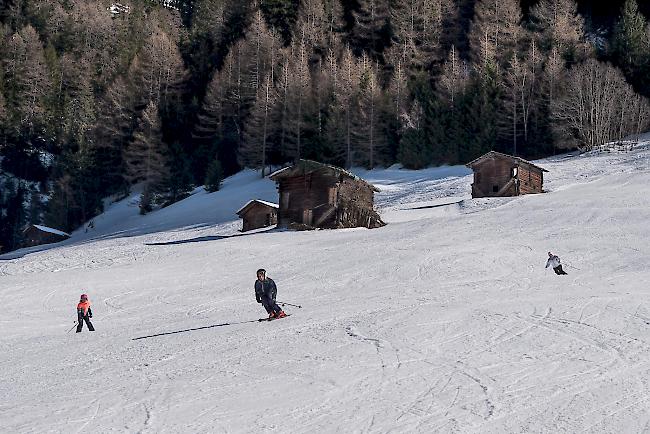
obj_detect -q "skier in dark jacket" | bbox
[545,252,568,275]
[76,293,95,332]
[255,269,286,319]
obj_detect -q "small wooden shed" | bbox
[236,200,278,232]
[269,160,385,230]
[466,151,548,198]
[22,224,70,247]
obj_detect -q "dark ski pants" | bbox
[76,316,95,332]
[260,294,282,315]
[553,265,567,275]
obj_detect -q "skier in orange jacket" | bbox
[76,293,95,332]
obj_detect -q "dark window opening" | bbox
[493,185,499,192]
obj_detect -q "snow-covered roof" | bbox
[27,225,70,237]
[236,199,279,215]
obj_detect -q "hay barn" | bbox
[22,224,70,248]
[236,200,278,232]
[466,151,548,198]
[269,160,384,230]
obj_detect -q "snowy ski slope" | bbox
[1,144,649,433]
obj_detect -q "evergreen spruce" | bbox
[205,157,224,192]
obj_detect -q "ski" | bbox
[258,314,291,322]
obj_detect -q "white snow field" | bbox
[1,144,650,433]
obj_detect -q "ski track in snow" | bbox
[1,145,650,432]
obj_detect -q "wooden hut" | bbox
[22,224,70,247]
[269,160,385,230]
[466,151,548,198]
[236,200,278,232]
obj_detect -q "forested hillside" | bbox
[1,0,649,252]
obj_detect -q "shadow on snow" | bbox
[132,319,262,340]
[144,234,237,246]
[144,228,280,246]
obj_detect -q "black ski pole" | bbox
[67,321,78,333]
[277,301,302,308]
[565,263,581,270]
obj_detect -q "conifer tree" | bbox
[437,45,469,105]
[355,56,387,168]
[539,46,569,148]
[276,56,291,160]
[295,0,343,57]
[329,46,362,168]
[193,39,247,176]
[459,70,500,161]
[131,30,188,110]
[260,0,300,44]
[92,75,136,191]
[296,0,344,56]
[241,75,276,176]
[3,25,51,138]
[65,0,124,86]
[435,45,470,162]
[351,0,390,57]
[611,0,649,90]
[246,9,284,92]
[468,0,523,73]
[204,156,224,192]
[60,54,96,149]
[500,38,543,156]
[192,70,226,176]
[124,101,170,213]
[310,48,339,163]
[283,39,312,161]
[388,59,409,124]
[194,10,284,175]
[191,0,227,42]
[398,99,430,168]
[389,0,456,72]
[529,0,588,63]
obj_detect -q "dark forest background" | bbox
[1,0,649,252]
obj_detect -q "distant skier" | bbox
[76,293,95,332]
[255,269,286,319]
[545,252,567,275]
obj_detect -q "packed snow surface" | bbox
[1,145,650,433]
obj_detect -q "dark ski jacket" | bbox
[255,278,277,303]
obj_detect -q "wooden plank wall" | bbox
[22,228,68,247]
[277,170,383,229]
[277,172,337,227]
[472,157,545,198]
[472,158,516,198]
[242,204,277,231]
[517,166,544,194]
